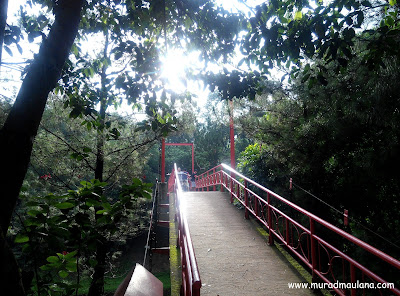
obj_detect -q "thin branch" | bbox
[104,136,158,182]
[29,160,75,190]
[1,61,30,65]
[40,125,96,171]
[105,135,158,157]
[108,56,134,76]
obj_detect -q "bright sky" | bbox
[1,0,269,113]
[1,0,35,100]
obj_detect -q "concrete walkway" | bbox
[184,191,316,296]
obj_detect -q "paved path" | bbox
[184,191,315,296]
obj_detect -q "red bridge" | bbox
[169,163,400,296]
[116,163,400,296]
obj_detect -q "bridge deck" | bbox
[184,191,315,296]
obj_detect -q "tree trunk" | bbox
[0,226,25,296]
[0,0,84,294]
[88,28,109,296]
[88,99,107,296]
[0,0,84,236]
[94,98,106,182]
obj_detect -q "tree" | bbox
[0,1,248,293]
[0,1,84,294]
[22,94,157,197]
[13,178,152,296]
[239,0,400,80]
[237,49,400,281]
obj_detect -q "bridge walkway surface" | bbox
[184,191,316,296]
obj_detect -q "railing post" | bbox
[244,180,249,219]
[230,177,233,203]
[220,171,224,192]
[267,193,274,245]
[310,218,317,282]
[285,218,290,246]
[350,263,357,296]
[254,194,259,217]
[206,171,210,191]
[213,168,216,191]
[236,181,240,206]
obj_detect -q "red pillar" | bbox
[161,138,165,182]
[229,100,235,170]
[191,144,195,175]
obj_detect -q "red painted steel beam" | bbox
[152,247,170,255]
[220,163,400,271]
[229,100,236,170]
[192,144,194,175]
[173,163,201,295]
[195,163,400,295]
[157,220,170,228]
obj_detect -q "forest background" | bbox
[0,0,399,295]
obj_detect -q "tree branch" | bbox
[40,125,96,171]
[104,136,158,182]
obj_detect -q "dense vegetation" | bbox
[0,0,399,294]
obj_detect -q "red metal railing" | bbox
[195,164,400,296]
[173,163,201,296]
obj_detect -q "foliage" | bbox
[162,92,251,175]
[2,0,400,294]
[22,94,157,198]
[13,178,152,296]
[241,0,400,80]
[237,48,400,270]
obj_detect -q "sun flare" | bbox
[160,50,199,93]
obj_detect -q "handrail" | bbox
[195,164,400,296]
[173,163,201,296]
[143,181,159,267]
[114,183,161,296]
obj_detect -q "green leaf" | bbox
[27,209,42,217]
[71,43,79,57]
[55,202,75,209]
[59,270,69,278]
[385,16,394,26]
[294,11,303,20]
[15,234,29,243]
[356,11,364,27]
[83,147,92,153]
[66,261,77,272]
[115,51,123,60]
[96,209,108,215]
[85,199,101,207]
[83,68,90,77]
[80,180,90,187]
[16,44,23,55]
[4,45,12,56]
[389,0,396,6]
[301,73,311,83]
[46,256,59,263]
[40,265,52,271]
[64,250,78,259]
